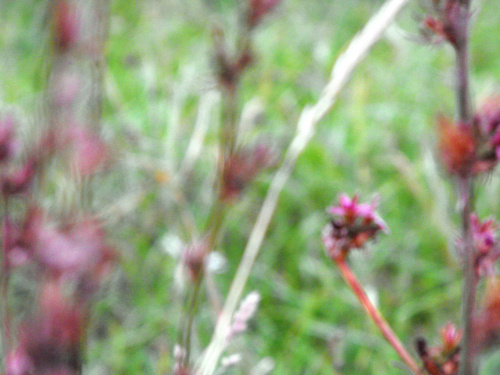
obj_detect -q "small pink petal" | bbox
[339,194,352,208]
[69,126,108,176]
[328,206,345,216]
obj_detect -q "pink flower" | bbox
[17,283,84,373]
[440,323,462,353]
[1,162,36,196]
[416,322,462,375]
[4,347,34,375]
[29,215,115,280]
[3,217,32,269]
[221,144,274,202]
[421,0,466,48]
[327,194,388,230]
[461,214,500,277]
[226,292,261,342]
[67,126,108,176]
[183,241,207,282]
[323,194,388,260]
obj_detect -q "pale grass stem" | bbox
[197,0,410,373]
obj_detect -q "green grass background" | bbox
[1,0,500,374]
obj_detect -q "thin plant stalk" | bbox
[458,176,477,375]
[184,278,203,367]
[179,47,239,367]
[334,256,421,375]
[454,1,477,372]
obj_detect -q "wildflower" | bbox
[30,216,115,281]
[474,96,500,137]
[221,144,273,202]
[1,161,36,196]
[67,125,108,176]
[415,323,461,375]
[322,194,388,260]
[437,116,475,176]
[3,217,32,269]
[438,98,500,175]
[226,291,261,342]
[440,323,462,353]
[183,241,207,282]
[421,0,468,48]
[4,348,34,375]
[8,283,84,374]
[457,214,499,277]
[471,214,499,277]
[471,96,500,173]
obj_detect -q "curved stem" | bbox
[334,257,421,375]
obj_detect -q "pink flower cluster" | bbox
[416,323,462,375]
[470,214,499,277]
[0,116,111,374]
[437,97,500,176]
[322,194,388,260]
[221,144,274,202]
[5,284,84,375]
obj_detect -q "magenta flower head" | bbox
[470,96,500,173]
[322,194,388,260]
[470,214,499,277]
[440,322,462,353]
[416,322,462,375]
[457,214,499,277]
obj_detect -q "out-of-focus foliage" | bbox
[1,0,500,374]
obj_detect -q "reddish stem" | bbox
[334,256,421,375]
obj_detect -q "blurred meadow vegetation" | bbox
[1,0,500,373]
